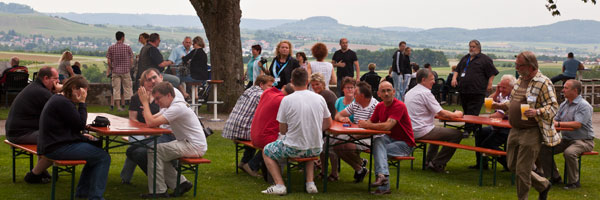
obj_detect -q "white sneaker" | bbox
[261,185,286,195]
[306,182,318,194]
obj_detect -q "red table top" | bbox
[436,115,573,131]
[87,113,171,136]
[327,121,390,135]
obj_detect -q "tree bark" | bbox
[190,0,243,113]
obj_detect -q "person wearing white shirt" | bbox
[405,69,463,173]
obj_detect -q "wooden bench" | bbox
[4,140,86,200]
[416,139,507,186]
[553,150,598,184]
[364,149,415,189]
[234,139,320,193]
[174,157,211,197]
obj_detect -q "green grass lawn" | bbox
[1,132,599,199]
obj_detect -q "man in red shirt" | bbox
[0,57,28,85]
[358,81,415,195]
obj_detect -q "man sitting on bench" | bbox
[261,68,331,195]
[138,82,207,198]
[405,69,463,173]
[5,66,61,184]
[537,79,595,189]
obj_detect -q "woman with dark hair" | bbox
[296,52,308,70]
[307,43,336,89]
[246,44,267,89]
[268,40,300,89]
[38,76,111,199]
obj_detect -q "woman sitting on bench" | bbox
[37,76,111,199]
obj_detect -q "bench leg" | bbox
[286,161,292,194]
[193,164,199,197]
[51,165,57,200]
[422,144,427,170]
[175,161,182,197]
[578,155,582,184]
[564,161,568,184]
[478,154,484,186]
[70,166,75,200]
[29,152,34,172]
[396,161,400,190]
[235,143,239,174]
[492,157,497,186]
[11,146,16,183]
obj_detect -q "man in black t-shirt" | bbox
[137,33,180,90]
[332,38,360,96]
[451,40,498,135]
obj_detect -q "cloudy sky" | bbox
[5,0,600,29]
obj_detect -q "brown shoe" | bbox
[242,163,260,177]
[370,174,389,187]
[370,189,391,195]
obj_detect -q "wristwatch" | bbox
[536,109,541,116]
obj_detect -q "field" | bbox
[0,51,107,79]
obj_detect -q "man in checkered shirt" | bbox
[222,75,274,176]
[106,31,134,111]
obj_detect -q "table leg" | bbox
[368,136,373,192]
[192,85,198,116]
[323,134,330,193]
[153,137,157,198]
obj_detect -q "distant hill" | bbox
[379,26,424,32]
[0,2,35,14]
[49,12,296,30]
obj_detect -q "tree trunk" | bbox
[190,0,243,113]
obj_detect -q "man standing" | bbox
[388,41,410,101]
[137,33,180,88]
[138,82,207,198]
[550,52,585,84]
[493,51,558,200]
[538,79,594,189]
[5,67,61,183]
[168,36,192,67]
[107,31,134,111]
[222,75,274,177]
[405,69,463,173]
[358,81,415,195]
[332,38,360,96]
[452,40,498,136]
[261,68,331,195]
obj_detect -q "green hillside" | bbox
[0,13,204,41]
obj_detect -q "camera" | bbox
[259,57,268,65]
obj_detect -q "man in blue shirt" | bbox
[537,79,594,190]
[550,52,585,84]
[168,36,193,98]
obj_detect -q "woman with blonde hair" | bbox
[58,51,74,82]
[268,40,300,89]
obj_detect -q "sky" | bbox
[4,0,600,29]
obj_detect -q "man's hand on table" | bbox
[338,117,351,123]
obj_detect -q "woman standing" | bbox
[38,76,111,199]
[307,43,336,89]
[268,41,300,89]
[58,51,74,82]
[245,45,266,89]
[296,52,308,71]
[180,36,210,96]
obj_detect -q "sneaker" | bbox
[41,170,53,183]
[370,189,392,195]
[140,192,170,199]
[427,162,446,173]
[24,171,50,184]
[242,163,260,177]
[563,181,580,190]
[261,185,286,195]
[370,174,389,187]
[172,181,193,197]
[361,158,368,168]
[354,167,369,183]
[306,182,318,194]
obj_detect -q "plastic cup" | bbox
[484,98,493,113]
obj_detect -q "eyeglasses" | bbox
[146,75,159,82]
[515,63,528,68]
[344,86,355,90]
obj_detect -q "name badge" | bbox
[275,77,280,82]
[461,72,466,77]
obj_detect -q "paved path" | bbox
[1,112,599,139]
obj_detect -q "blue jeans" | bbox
[162,73,180,87]
[373,135,413,191]
[45,142,111,200]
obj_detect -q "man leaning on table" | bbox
[357,81,415,195]
[138,81,207,198]
[537,79,594,190]
[492,51,558,200]
[405,69,463,173]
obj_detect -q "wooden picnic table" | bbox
[324,121,390,193]
[435,115,574,131]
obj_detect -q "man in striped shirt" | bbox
[334,81,379,183]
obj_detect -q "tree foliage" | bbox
[546,0,596,16]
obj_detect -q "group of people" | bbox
[229,38,595,200]
[4,31,211,200]
[106,31,210,111]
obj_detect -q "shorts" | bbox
[263,140,321,161]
